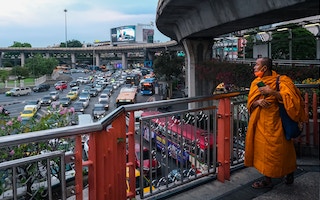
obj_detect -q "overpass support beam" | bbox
[95,53,100,67]
[0,52,3,68]
[182,38,213,108]
[316,27,320,60]
[20,52,25,67]
[71,53,76,68]
[122,53,128,70]
[147,50,154,61]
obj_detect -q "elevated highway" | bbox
[0,40,180,68]
[156,0,319,99]
[156,0,319,41]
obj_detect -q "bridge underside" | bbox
[156,0,320,41]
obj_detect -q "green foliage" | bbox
[0,105,77,197]
[196,60,319,89]
[153,52,184,81]
[24,54,59,77]
[10,41,32,48]
[0,105,77,161]
[273,65,319,83]
[10,66,30,78]
[244,25,316,60]
[0,70,9,85]
[60,39,83,47]
[271,25,316,59]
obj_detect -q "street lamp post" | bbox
[288,29,292,60]
[64,9,68,48]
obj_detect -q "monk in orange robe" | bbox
[244,57,307,188]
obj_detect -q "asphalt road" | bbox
[0,71,151,120]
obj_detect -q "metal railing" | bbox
[0,84,318,200]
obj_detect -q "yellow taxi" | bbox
[126,167,154,195]
[20,105,38,119]
[66,92,78,101]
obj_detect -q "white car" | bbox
[78,98,90,108]
[70,86,80,95]
[49,91,60,101]
[98,94,109,103]
[25,99,41,111]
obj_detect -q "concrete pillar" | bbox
[122,53,128,70]
[317,36,320,60]
[45,53,50,58]
[182,38,213,108]
[0,52,3,68]
[95,53,100,67]
[20,52,25,67]
[316,26,320,60]
[71,53,76,68]
[147,51,155,61]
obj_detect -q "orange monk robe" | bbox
[244,71,307,178]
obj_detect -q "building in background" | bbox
[111,24,154,46]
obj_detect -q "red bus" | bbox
[140,111,214,172]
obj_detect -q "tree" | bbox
[153,52,184,97]
[60,39,83,48]
[24,54,59,77]
[271,25,316,60]
[242,25,316,60]
[0,70,9,88]
[10,41,32,48]
[10,66,29,78]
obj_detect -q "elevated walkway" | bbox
[165,158,320,200]
[67,158,319,200]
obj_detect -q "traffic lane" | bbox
[2,86,71,117]
[0,73,80,117]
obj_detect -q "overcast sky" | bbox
[0,0,170,47]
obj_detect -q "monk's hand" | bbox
[257,99,271,108]
[258,85,274,96]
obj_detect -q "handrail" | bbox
[0,92,246,148]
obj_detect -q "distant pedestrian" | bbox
[244,57,307,188]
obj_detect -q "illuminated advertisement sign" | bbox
[111,26,136,43]
[142,29,154,43]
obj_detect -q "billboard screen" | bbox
[111,26,136,43]
[142,29,154,43]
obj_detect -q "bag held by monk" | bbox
[276,76,303,140]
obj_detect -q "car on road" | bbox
[81,85,91,93]
[66,92,78,101]
[89,88,98,97]
[54,81,67,87]
[5,87,32,96]
[20,105,38,119]
[49,91,60,101]
[32,84,50,92]
[78,98,89,108]
[98,94,109,103]
[69,81,79,87]
[92,104,107,119]
[105,85,114,94]
[55,82,68,90]
[70,86,80,95]
[25,99,41,110]
[40,95,53,106]
[76,77,84,83]
[101,88,112,97]
[59,97,72,107]
[73,101,85,113]
[95,84,103,93]
[79,92,90,101]
[98,99,109,111]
